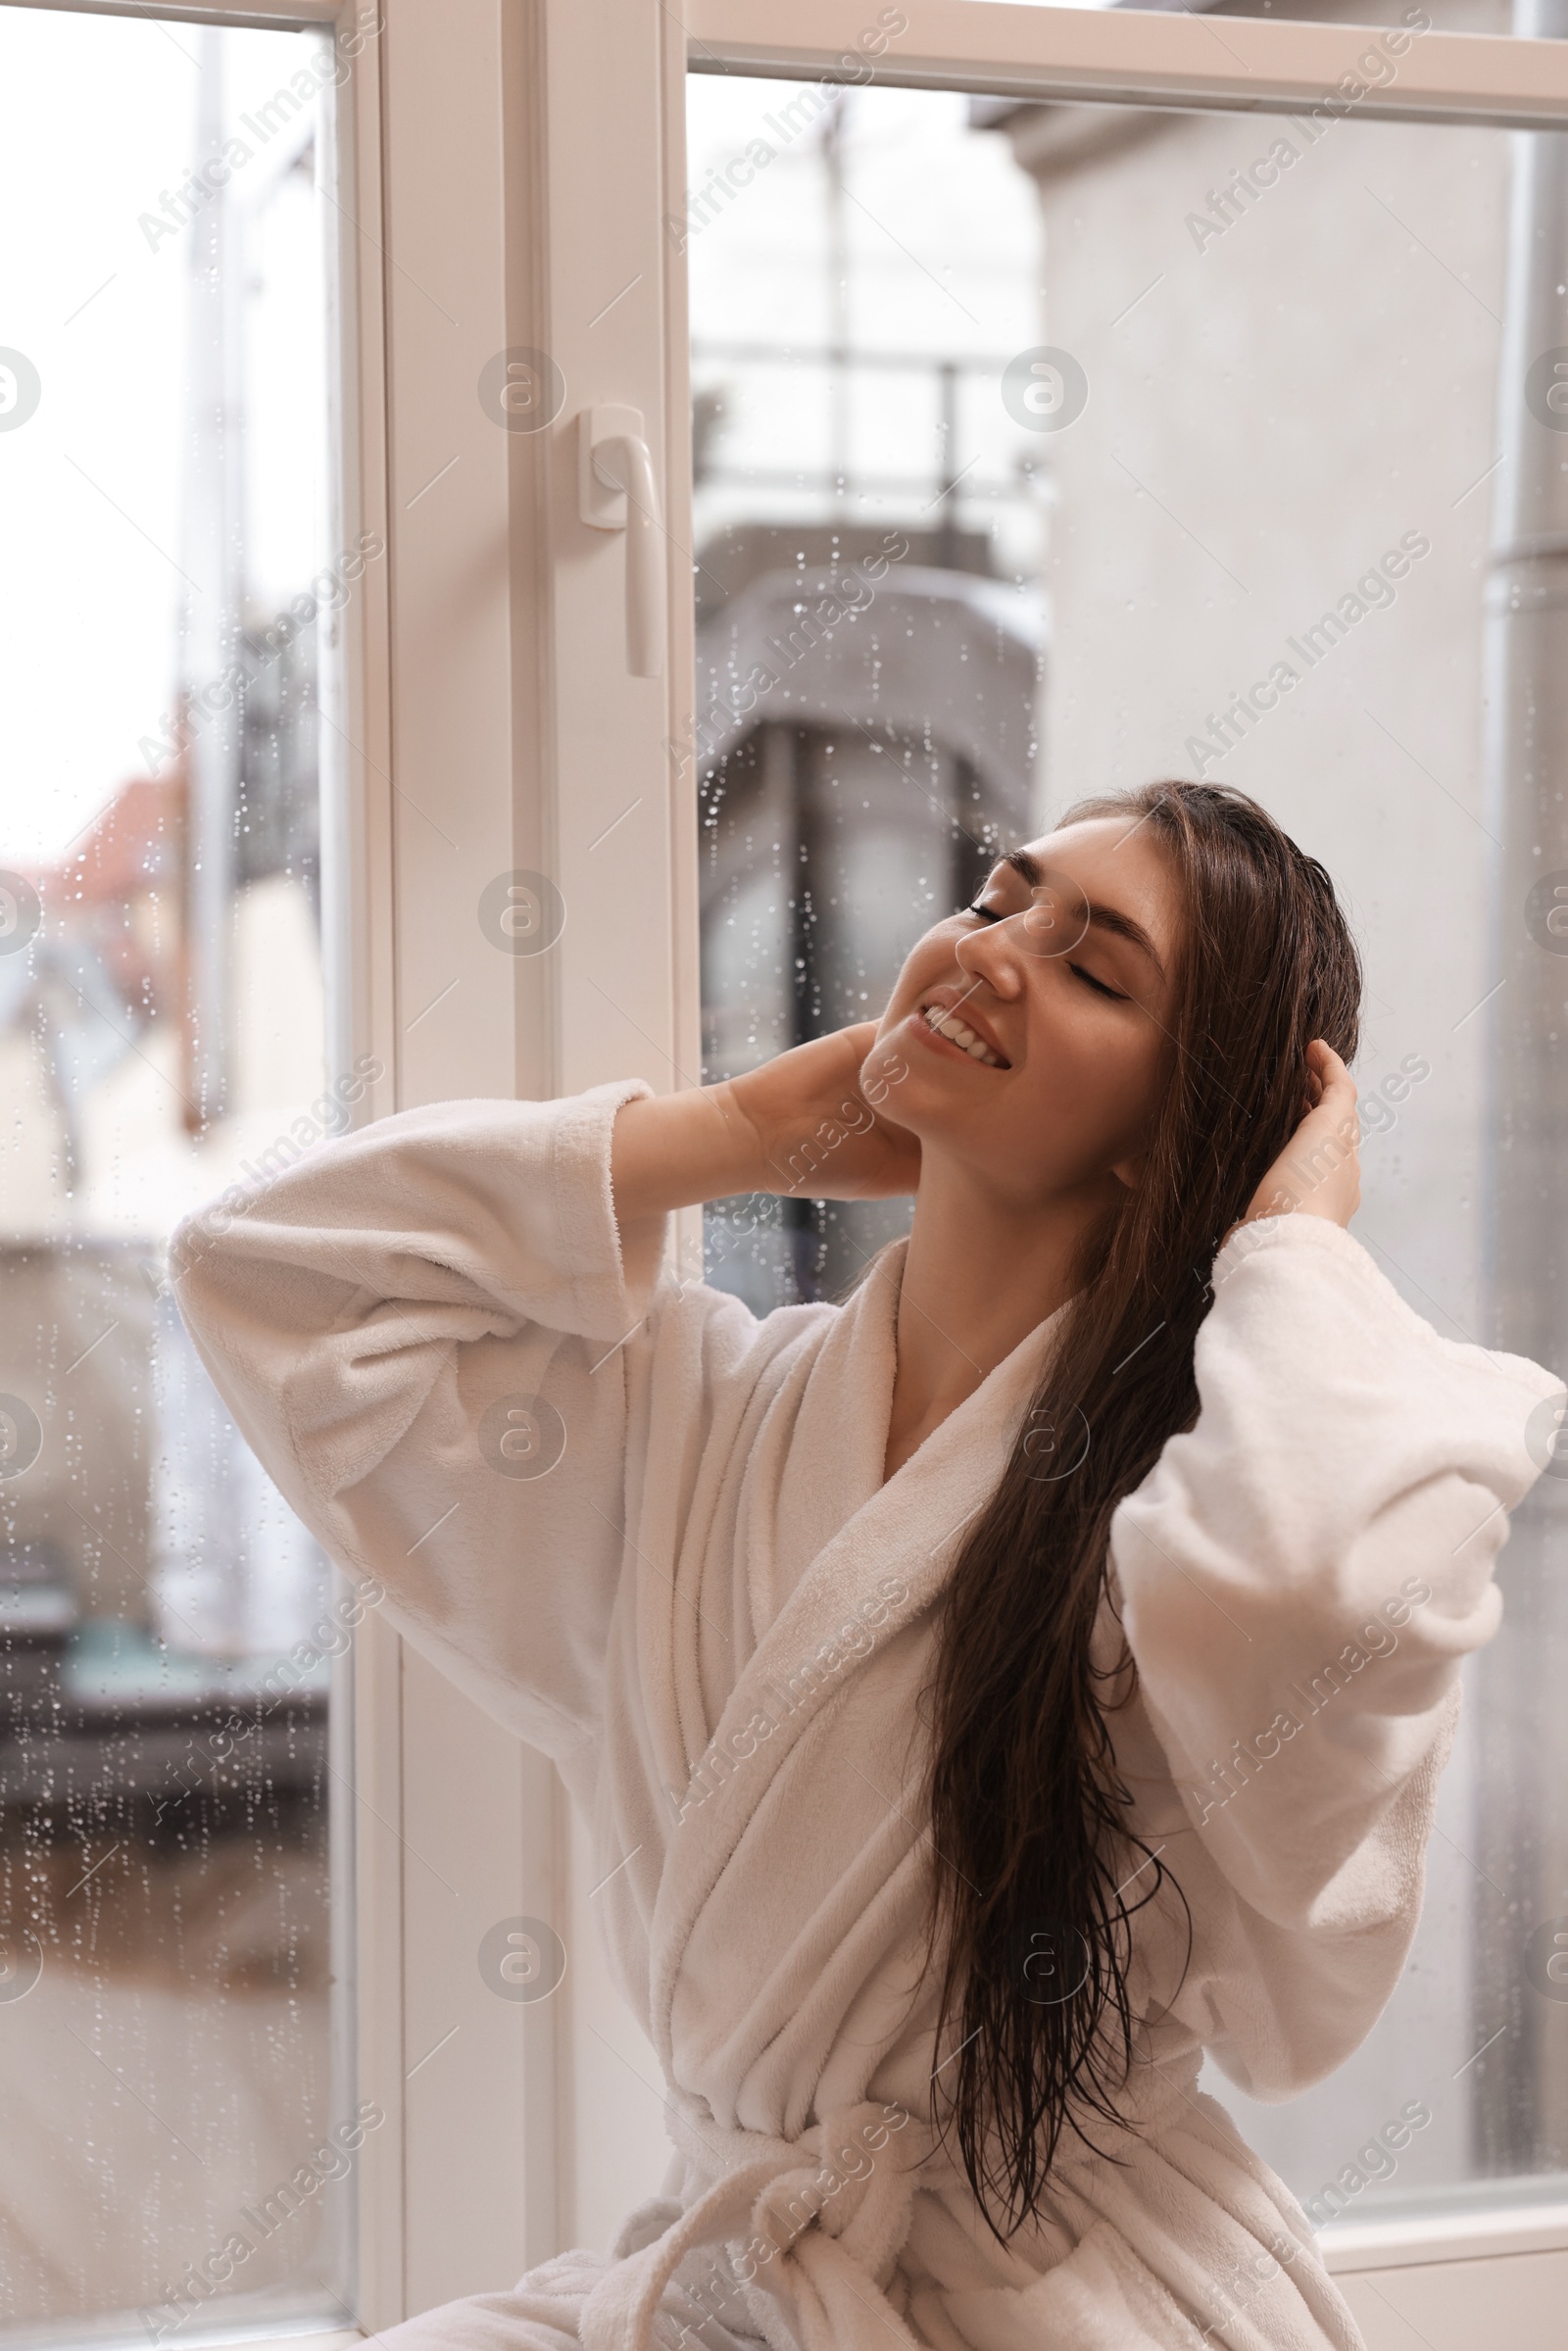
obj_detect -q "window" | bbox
[8,6,1567,2347]
[0,4,362,2341]
[584,5,1568,2341]
[684,50,1568,2277]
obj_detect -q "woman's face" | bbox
[864,815,1185,1211]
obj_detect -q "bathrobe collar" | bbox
[650,1240,1067,2021]
[759,1235,1068,1679]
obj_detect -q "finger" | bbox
[1302,1039,1333,1112]
[1309,1040,1353,1091]
[1307,1041,1357,1119]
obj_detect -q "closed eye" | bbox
[967,904,1131,1000]
[1069,962,1130,1002]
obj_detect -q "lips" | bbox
[915,990,1010,1069]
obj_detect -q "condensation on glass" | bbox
[0,7,357,2338]
[686,65,1568,2225]
[689,74,1045,1309]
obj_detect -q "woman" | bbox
[172,781,1558,2351]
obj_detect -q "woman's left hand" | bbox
[1242,1039,1360,1229]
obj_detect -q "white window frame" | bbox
[30,2,1568,2345]
[364,5,1568,2340]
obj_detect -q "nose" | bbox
[954,913,1029,998]
[955,873,1091,997]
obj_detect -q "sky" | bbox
[0,5,329,865]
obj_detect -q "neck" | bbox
[883,1158,1116,1482]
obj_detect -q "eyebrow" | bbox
[999,847,1166,979]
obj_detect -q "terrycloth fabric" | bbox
[169,1081,1561,2351]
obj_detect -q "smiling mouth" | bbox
[918,1000,1009,1069]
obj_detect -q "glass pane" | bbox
[688,69,1568,2227]
[0,7,360,2337]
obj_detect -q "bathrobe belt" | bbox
[579,2093,945,2351]
[576,2056,1231,2351]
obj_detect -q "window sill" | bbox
[1319,2200,1568,2275]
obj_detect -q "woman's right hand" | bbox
[723,1022,921,1200]
[610,1024,920,1226]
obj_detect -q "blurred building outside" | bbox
[687,0,1568,2217]
[0,23,347,2333]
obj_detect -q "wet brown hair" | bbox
[921,778,1362,2236]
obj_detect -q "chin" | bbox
[858,1024,919,1100]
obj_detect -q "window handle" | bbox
[578,403,665,679]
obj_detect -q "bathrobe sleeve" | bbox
[168,1081,705,1766]
[1109,1210,1563,2100]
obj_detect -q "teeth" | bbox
[922,1004,1004,1067]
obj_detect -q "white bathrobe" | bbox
[169,1080,1560,2351]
